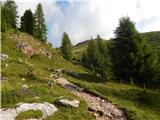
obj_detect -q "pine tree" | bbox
[87,38,99,73]
[34,3,47,42]
[20,9,34,35]
[61,32,73,60]
[113,17,157,85]
[1,0,18,32]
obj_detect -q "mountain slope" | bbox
[1,29,93,119]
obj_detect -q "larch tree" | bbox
[61,32,73,61]
[112,17,157,85]
[34,3,47,42]
[20,9,34,35]
[1,0,18,32]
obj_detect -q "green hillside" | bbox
[1,30,160,120]
[1,30,93,119]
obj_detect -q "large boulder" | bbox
[59,99,80,107]
[0,102,58,120]
[16,102,58,118]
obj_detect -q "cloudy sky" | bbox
[14,0,160,47]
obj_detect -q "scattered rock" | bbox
[16,41,37,57]
[5,63,8,67]
[22,84,29,89]
[21,78,26,81]
[18,58,23,63]
[34,96,40,99]
[56,78,127,120]
[0,54,9,60]
[59,99,80,107]
[0,102,58,120]
[46,52,52,59]
[0,76,7,82]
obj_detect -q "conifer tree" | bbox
[61,32,73,60]
[1,0,18,32]
[34,3,47,42]
[113,17,157,85]
[87,38,99,73]
[20,9,34,35]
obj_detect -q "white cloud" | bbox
[15,0,160,47]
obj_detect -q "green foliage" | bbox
[20,9,34,35]
[34,3,47,42]
[112,17,158,85]
[61,32,73,60]
[84,36,112,80]
[1,0,18,32]
[86,39,99,71]
[16,110,43,120]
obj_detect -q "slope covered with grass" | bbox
[64,73,160,120]
[1,30,93,120]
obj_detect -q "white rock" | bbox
[21,78,26,81]
[22,84,29,89]
[0,102,58,120]
[0,108,18,120]
[59,99,80,107]
[16,102,58,118]
[0,54,9,60]
[5,63,8,67]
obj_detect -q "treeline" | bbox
[1,0,47,42]
[82,17,160,87]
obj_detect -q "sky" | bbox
[14,0,160,47]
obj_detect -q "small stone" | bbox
[22,84,29,89]
[93,113,99,118]
[59,99,80,107]
[34,96,40,99]
[5,63,8,67]
[21,78,26,81]
[0,54,9,60]
[102,99,105,102]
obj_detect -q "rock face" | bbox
[59,99,80,107]
[0,102,58,120]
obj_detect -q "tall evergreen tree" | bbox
[34,3,47,42]
[20,9,34,35]
[1,0,18,32]
[112,17,157,85]
[61,32,73,60]
[86,38,99,74]
[96,35,112,80]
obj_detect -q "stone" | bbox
[0,108,18,120]
[5,63,8,67]
[93,112,99,118]
[0,54,9,60]
[34,96,40,99]
[21,78,26,81]
[22,84,29,89]
[16,102,58,118]
[0,102,58,120]
[59,99,80,107]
